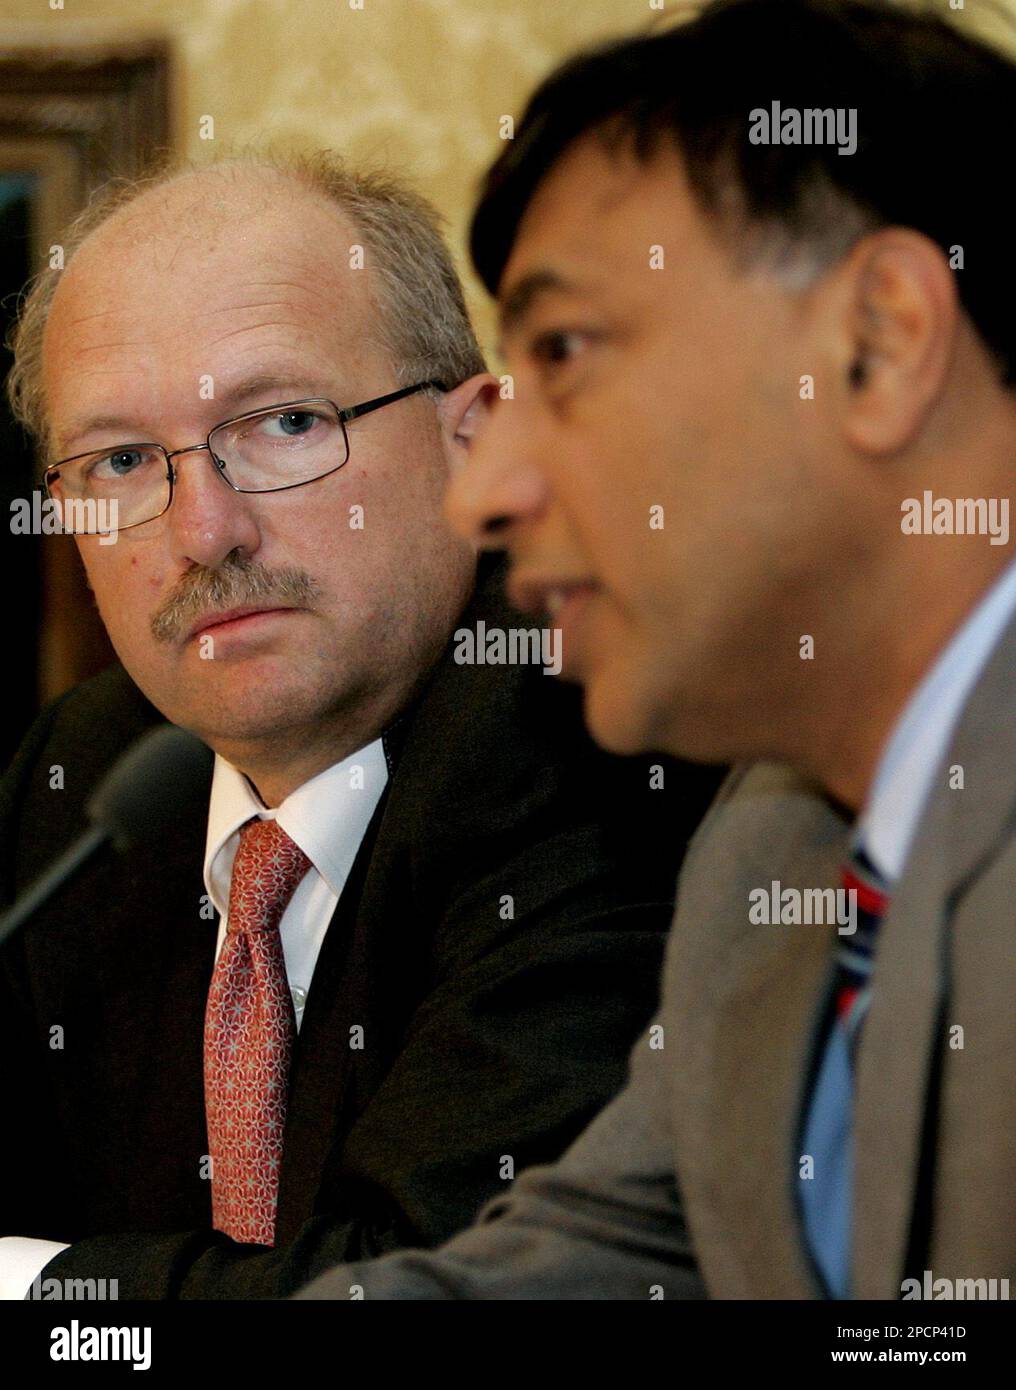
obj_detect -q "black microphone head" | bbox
[85,725,214,850]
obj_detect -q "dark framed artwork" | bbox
[0,34,170,760]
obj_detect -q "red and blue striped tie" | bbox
[799,846,890,1297]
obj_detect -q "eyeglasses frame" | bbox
[43,379,446,533]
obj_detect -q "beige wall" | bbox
[4,0,1014,353]
[2,0,663,354]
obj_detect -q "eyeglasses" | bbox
[43,380,445,534]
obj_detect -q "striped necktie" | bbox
[799,846,890,1297]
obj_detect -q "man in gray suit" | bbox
[299,0,1016,1299]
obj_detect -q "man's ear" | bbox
[436,373,500,455]
[835,228,959,456]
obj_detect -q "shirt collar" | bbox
[202,738,388,916]
[856,556,1016,884]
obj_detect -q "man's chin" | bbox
[581,667,660,757]
[149,672,333,749]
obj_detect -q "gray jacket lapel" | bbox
[669,763,850,1297]
[854,603,1016,1297]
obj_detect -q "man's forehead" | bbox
[111,164,354,240]
[45,180,373,375]
[60,183,358,308]
[498,134,694,314]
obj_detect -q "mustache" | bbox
[150,552,320,644]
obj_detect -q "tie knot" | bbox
[227,817,311,936]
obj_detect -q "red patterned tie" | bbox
[204,817,311,1245]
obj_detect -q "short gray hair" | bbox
[6,148,487,456]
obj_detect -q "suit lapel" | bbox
[671,765,849,1297]
[702,915,834,1297]
[274,791,391,1242]
[102,762,217,1231]
[852,829,947,1297]
[854,605,1016,1297]
[267,557,511,1241]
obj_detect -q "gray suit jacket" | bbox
[298,610,1016,1299]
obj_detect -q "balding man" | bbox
[0,153,721,1299]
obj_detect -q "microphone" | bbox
[0,724,214,948]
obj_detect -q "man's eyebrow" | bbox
[498,268,580,337]
[56,373,338,456]
[55,412,139,458]
[215,373,334,411]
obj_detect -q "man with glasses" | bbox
[0,153,720,1299]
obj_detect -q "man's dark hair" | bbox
[470,0,1016,385]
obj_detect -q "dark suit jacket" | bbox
[0,559,722,1298]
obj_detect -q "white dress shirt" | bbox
[1,738,387,1298]
[855,556,1016,881]
[204,738,388,1029]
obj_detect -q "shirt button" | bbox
[291,985,308,1012]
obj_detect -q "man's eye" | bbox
[264,410,318,439]
[90,448,146,479]
[529,330,587,367]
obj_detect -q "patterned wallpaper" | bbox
[1,0,660,354]
[3,0,1013,352]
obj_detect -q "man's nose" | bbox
[445,399,550,549]
[164,444,262,569]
